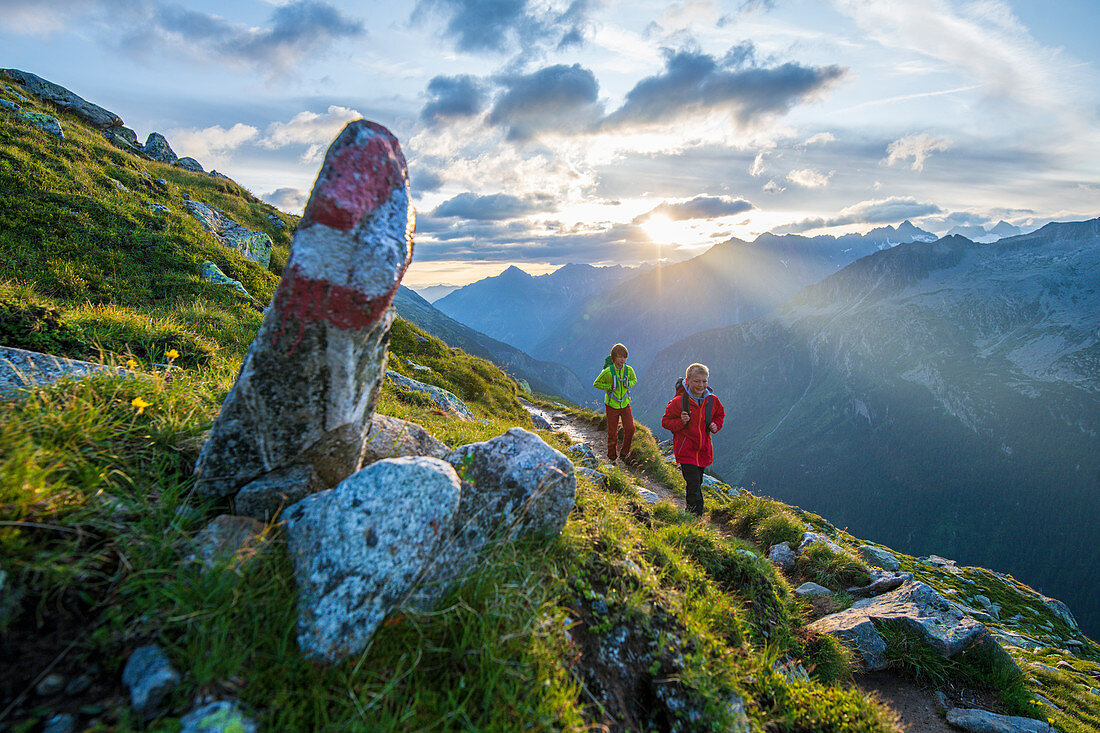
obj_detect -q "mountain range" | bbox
[433,263,635,354]
[522,221,936,389]
[633,220,1100,637]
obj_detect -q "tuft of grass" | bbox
[753,511,806,548]
[796,543,872,590]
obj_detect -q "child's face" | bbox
[613,354,626,368]
[687,373,708,397]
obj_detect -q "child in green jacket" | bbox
[593,343,637,463]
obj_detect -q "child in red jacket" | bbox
[661,363,725,516]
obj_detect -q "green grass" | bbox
[796,544,872,590]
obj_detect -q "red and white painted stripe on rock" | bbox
[274,120,413,348]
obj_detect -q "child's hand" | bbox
[709,422,718,433]
[681,411,690,425]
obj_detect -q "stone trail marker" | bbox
[194,120,414,500]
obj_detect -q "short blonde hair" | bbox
[685,363,709,379]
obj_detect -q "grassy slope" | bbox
[0,77,1097,732]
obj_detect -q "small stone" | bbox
[795,582,834,597]
[575,466,608,489]
[768,542,796,571]
[566,443,599,469]
[36,672,66,696]
[122,643,180,719]
[179,699,258,733]
[64,673,93,696]
[42,713,77,733]
[636,488,659,503]
[857,544,899,571]
[146,202,170,214]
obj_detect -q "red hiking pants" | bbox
[605,404,635,460]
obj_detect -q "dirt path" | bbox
[520,397,955,733]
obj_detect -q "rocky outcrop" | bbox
[808,581,1011,672]
[567,442,599,468]
[946,708,1056,732]
[142,132,177,164]
[1,69,122,129]
[174,156,204,172]
[184,201,273,268]
[285,457,462,663]
[198,261,250,298]
[385,370,474,419]
[193,120,413,502]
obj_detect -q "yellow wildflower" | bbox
[165,349,179,360]
[131,397,151,415]
[126,359,138,369]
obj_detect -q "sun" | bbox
[641,213,681,243]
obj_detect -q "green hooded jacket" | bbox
[593,358,637,408]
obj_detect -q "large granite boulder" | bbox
[409,428,574,606]
[174,156,205,172]
[192,120,413,502]
[385,370,474,419]
[185,201,273,268]
[284,457,461,663]
[361,413,449,464]
[1,69,123,129]
[142,132,178,164]
[0,346,115,396]
[809,581,1002,672]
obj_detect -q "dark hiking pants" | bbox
[605,404,635,461]
[681,463,704,516]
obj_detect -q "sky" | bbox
[3,0,1099,287]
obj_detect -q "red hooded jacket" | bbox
[661,379,725,468]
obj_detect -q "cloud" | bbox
[413,220,659,265]
[134,0,364,74]
[786,168,833,188]
[750,152,768,176]
[773,196,943,233]
[762,179,785,193]
[431,192,558,220]
[166,123,259,160]
[883,132,952,171]
[411,167,445,196]
[602,46,847,130]
[413,0,593,55]
[487,64,604,141]
[421,74,488,125]
[261,105,363,163]
[803,132,836,146]
[635,195,754,222]
[262,187,308,213]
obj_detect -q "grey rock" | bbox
[809,582,1000,672]
[797,531,845,555]
[64,673,92,695]
[945,707,1056,732]
[174,156,205,173]
[767,542,796,571]
[410,429,574,607]
[284,457,462,663]
[146,202,170,214]
[142,132,177,164]
[700,473,723,487]
[122,644,180,719]
[267,212,286,229]
[186,515,268,570]
[179,700,258,733]
[1,69,123,128]
[362,414,449,465]
[385,370,474,419]
[3,84,28,102]
[198,261,250,298]
[857,544,900,571]
[154,178,168,189]
[637,488,659,503]
[924,554,961,573]
[42,714,77,733]
[0,98,21,113]
[1038,594,1078,630]
[530,412,552,430]
[795,582,834,597]
[193,121,412,505]
[404,358,432,372]
[23,110,64,138]
[575,466,608,489]
[109,177,129,192]
[109,125,139,147]
[184,200,273,268]
[847,571,913,598]
[566,442,599,469]
[36,672,66,696]
[234,464,325,520]
[0,346,116,396]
